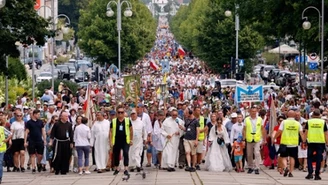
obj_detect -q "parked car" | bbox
[76,60,92,70]
[74,71,90,83]
[56,65,70,80]
[36,72,52,83]
[28,58,42,69]
[216,79,245,89]
[65,63,77,78]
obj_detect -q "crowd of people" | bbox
[0,17,327,184]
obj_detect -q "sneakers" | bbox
[185,166,191,172]
[305,174,313,179]
[13,167,19,172]
[136,167,141,172]
[195,165,201,171]
[79,171,83,175]
[113,170,119,175]
[269,164,274,170]
[124,170,129,176]
[189,167,196,172]
[37,164,42,172]
[254,169,259,175]
[247,169,254,174]
[32,169,36,174]
[283,168,289,177]
[20,167,25,173]
[73,167,78,173]
[314,175,322,180]
[288,173,293,177]
[84,171,91,174]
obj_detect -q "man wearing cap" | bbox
[136,103,153,168]
[243,106,266,175]
[305,109,328,180]
[90,112,110,173]
[129,109,147,172]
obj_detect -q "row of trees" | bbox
[170,0,328,73]
[77,0,157,66]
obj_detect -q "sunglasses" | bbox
[117,111,124,114]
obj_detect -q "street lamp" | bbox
[302,1,325,98]
[37,6,71,90]
[106,0,133,77]
[225,4,240,76]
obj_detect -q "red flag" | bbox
[150,60,159,71]
[178,45,186,56]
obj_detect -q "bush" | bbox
[55,56,69,65]
[6,57,27,81]
[36,79,79,97]
[0,76,33,104]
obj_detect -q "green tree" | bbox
[4,57,27,81]
[58,0,89,35]
[170,0,264,72]
[0,0,50,59]
[78,0,157,66]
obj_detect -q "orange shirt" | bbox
[233,141,244,156]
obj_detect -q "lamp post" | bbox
[106,0,133,77]
[1,0,7,107]
[225,4,240,76]
[37,5,70,90]
[302,1,325,98]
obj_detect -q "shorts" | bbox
[234,155,243,162]
[12,139,25,153]
[184,140,197,155]
[28,142,44,155]
[196,140,205,154]
[279,145,298,159]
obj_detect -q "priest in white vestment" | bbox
[90,112,110,173]
[129,109,147,171]
[161,109,184,172]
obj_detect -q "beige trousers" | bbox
[246,142,261,169]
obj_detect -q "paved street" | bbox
[3,165,328,185]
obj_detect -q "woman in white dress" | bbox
[205,118,232,172]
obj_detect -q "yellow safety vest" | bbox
[112,118,131,145]
[198,116,205,141]
[307,118,325,143]
[0,126,6,152]
[280,119,300,146]
[245,117,262,143]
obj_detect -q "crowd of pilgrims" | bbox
[0,18,327,184]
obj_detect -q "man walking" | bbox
[179,108,199,172]
[193,107,206,170]
[243,106,266,175]
[90,112,110,173]
[110,106,133,176]
[274,110,304,177]
[49,112,73,175]
[305,109,328,180]
[24,110,46,173]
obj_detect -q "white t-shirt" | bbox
[11,121,25,140]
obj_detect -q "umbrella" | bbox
[269,44,299,54]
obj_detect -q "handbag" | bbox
[217,137,225,146]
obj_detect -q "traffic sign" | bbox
[236,85,264,103]
[295,55,308,63]
[239,59,244,67]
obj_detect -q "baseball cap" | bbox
[231,113,237,118]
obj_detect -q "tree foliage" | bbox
[78,0,157,66]
[170,0,264,72]
[0,0,50,58]
[58,0,89,35]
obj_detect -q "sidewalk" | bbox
[3,166,328,185]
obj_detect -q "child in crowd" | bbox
[232,135,245,172]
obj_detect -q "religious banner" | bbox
[124,75,140,103]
